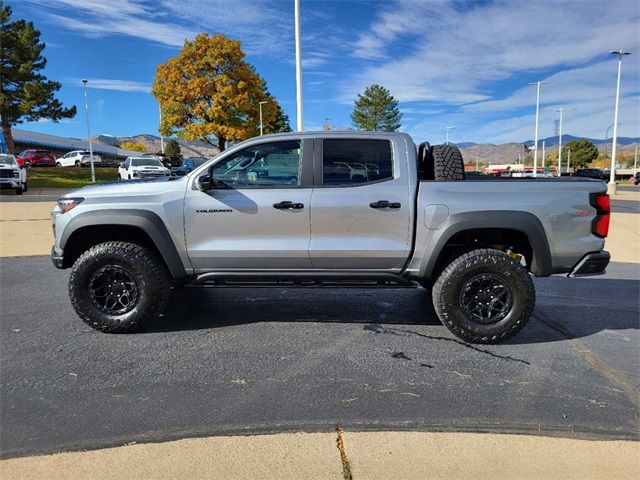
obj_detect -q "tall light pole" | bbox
[608,49,631,194]
[294,0,303,132]
[550,107,566,177]
[529,81,549,178]
[259,101,267,136]
[159,104,164,154]
[444,126,456,145]
[82,79,95,183]
[634,144,638,174]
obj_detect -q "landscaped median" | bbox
[25,167,118,189]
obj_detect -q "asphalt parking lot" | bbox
[1,256,638,458]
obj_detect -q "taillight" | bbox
[590,193,610,238]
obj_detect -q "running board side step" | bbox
[194,271,415,287]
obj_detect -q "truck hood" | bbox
[62,176,186,198]
[0,163,18,169]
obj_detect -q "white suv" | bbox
[56,151,102,167]
[118,157,171,180]
[0,154,27,195]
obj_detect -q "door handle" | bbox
[273,201,304,210]
[369,200,401,209]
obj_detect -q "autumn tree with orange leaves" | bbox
[152,33,278,151]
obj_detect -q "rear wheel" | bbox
[75,160,81,167]
[432,248,534,343]
[69,241,171,333]
[56,162,62,167]
[432,144,465,181]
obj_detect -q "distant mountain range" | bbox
[93,134,220,157]
[92,133,637,165]
[460,135,640,148]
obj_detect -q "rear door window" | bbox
[322,139,392,186]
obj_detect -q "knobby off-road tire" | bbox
[432,248,535,344]
[15,186,23,195]
[69,241,170,333]
[432,144,465,181]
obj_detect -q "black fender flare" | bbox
[60,209,187,278]
[420,210,552,279]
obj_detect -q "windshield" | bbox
[0,154,17,165]
[131,158,162,167]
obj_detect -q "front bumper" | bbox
[51,245,65,269]
[568,251,610,277]
[0,178,22,188]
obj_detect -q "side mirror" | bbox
[196,174,212,191]
[119,162,125,168]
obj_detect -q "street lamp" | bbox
[608,49,631,194]
[444,126,456,145]
[294,0,303,132]
[259,101,268,136]
[529,80,549,178]
[159,104,164,154]
[82,79,95,183]
[550,107,568,177]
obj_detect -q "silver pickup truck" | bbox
[51,131,611,343]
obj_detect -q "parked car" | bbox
[575,168,606,180]
[0,154,27,194]
[56,150,103,167]
[16,149,56,167]
[52,132,610,344]
[171,157,209,176]
[633,172,640,185]
[118,157,171,180]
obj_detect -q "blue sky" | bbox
[10,0,640,144]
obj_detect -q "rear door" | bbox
[308,136,413,270]
[184,138,314,272]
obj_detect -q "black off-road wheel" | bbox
[432,144,465,181]
[15,186,23,195]
[432,248,534,344]
[69,241,170,333]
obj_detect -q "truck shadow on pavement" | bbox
[143,278,639,346]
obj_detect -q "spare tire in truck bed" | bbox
[432,144,465,181]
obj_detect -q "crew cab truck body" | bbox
[51,132,610,343]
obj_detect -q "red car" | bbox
[16,149,56,167]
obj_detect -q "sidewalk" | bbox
[1,431,638,479]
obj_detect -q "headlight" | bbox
[13,171,20,178]
[57,197,84,214]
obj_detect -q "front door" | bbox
[184,138,313,272]
[309,137,413,270]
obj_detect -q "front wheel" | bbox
[56,162,62,167]
[15,186,23,195]
[69,241,170,333]
[432,248,534,344]
[22,182,27,193]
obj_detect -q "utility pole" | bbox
[528,80,548,178]
[159,104,164,154]
[444,126,456,145]
[294,0,303,132]
[550,107,566,177]
[82,79,95,183]
[259,101,267,135]
[542,140,546,169]
[608,49,632,194]
[634,144,638,174]
[567,148,571,172]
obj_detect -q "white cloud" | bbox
[68,78,151,93]
[24,0,289,55]
[346,0,640,142]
